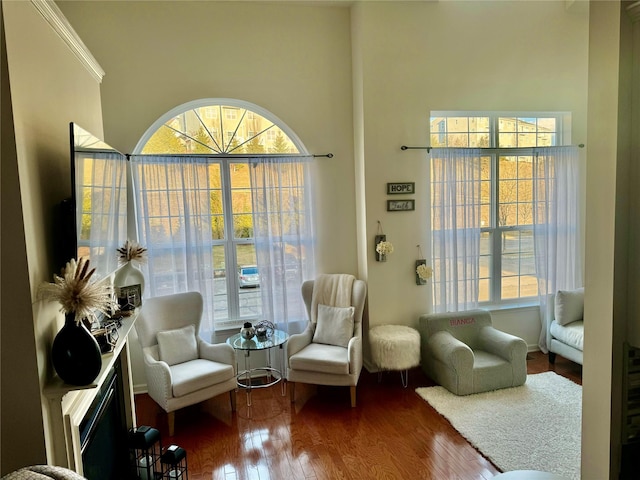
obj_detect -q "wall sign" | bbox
[387,182,415,195]
[387,199,415,212]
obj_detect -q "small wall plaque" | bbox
[387,199,415,212]
[387,182,415,195]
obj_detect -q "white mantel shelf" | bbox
[43,312,138,473]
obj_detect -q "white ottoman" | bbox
[369,325,421,387]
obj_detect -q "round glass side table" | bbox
[226,329,289,407]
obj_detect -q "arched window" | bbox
[132,99,314,335]
[135,98,307,156]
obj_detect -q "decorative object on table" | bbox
[161,444,188,479]
[115,239,147,309]
[255,320,275,341]
[92,324,119,354]
[387,199,415,212]
[415,245,433,285]
[128,426,162,480]
[386,182,415,195]
[240,322,256,340]
[38,257,117,385]
[375,220,394,262]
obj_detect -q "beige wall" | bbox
[1,0,103,473]
[59,0,590,352]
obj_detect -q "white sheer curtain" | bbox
[130,155,217,340]
[430,148,483,313]
[250,155,316,334]
[533,146,583,352]
[76,151,128,278]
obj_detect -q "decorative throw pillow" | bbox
[157,324,198,366]
[555,288,584,326]
[312,304,355,348]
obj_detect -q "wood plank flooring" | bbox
[134,352,582,480]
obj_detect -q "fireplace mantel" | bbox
[43,313,138,473]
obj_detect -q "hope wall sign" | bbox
[386,182,415,195]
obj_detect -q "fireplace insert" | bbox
[79,362,129,479]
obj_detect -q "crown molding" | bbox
[30,0,105,83]
[628,1,640,23]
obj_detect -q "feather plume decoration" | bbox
[38,257,118,325]
[117,240,148,265]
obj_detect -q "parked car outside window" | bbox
[238,265,260,288]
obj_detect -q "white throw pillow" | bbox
[555,288,584,326]
[312,304,355,348]
[157,324,198,366]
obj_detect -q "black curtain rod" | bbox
[401,144,585,153]
[127,153,333,160]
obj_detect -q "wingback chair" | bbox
[286,274,367,407]
[135,291,237,435]
[418,309,527,395]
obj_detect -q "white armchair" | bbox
[286,274,367,407]
[135,291,237,435]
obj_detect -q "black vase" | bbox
[51,312,102,386]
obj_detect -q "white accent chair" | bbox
[135,291,237,436]
[286,275,367,407]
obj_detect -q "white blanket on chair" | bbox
[311,273,355,323]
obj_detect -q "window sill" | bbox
[480,301,539,313]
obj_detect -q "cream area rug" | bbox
[416,371,581,479]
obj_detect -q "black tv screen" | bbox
[61,122,128,281]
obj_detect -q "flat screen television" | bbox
[58,123,128,281]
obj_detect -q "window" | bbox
[204,107,216,119]
[430,111,568,306]
[136,99,308,330]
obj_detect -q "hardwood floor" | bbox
[134,352,582,480]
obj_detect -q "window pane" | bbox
[212,245,229,320]
[236,245,261,318]
[469,133,490,147]
[499,156,517,180]
[499,133,516,148]
[448,133,469,147]
[517,157,533,178]
[537,133,556,146]
[431,133,446,148]
[499,117,517,132]
[517,203,533,225]
[501,229,537,300]
[469,117,490,132]
[480,232,491,302]
[501,275,520,299]
[537,117,556,131]
[518,133,536,147]
[447,117,469,132]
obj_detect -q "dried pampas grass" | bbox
[117,240,148,265]
[38,257,117,325]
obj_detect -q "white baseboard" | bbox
[133,383,148,395]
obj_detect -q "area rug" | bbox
[416,371,581,479]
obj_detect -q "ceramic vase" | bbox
[114,261,145,292]
[51,312,102,385]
